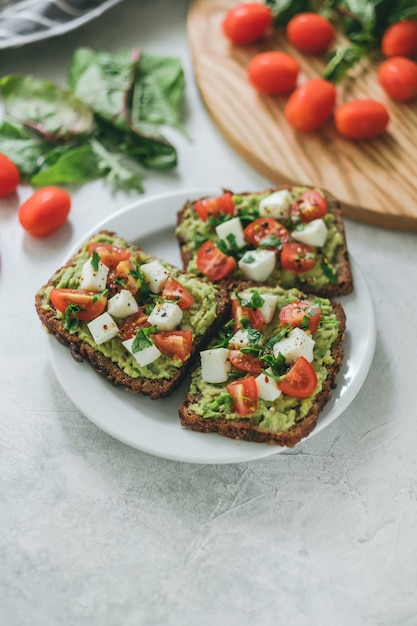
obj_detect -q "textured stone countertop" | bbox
[1,1,417,625]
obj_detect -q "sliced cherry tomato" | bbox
[247,51,300,95]
[286,12,335,54]
[50,288,107,322]
[378,57,417,102]
[88,243,131,268]
[119,308,150,341]
[229,350,263,375]
[196,240,236,281]
[285,78,337,132]
[232,298,264,330]
[244,217,289,248]
[107,260,140,295]
[222,3,272,45]
[334,99,390,140]
[278,356,318,398]
[194,193,235,222]
[227,376,259,417]
[281,242,316,273]
[0,153,20,197]
[18,187,71,237]
[381,20,417,58]
[161,277,194,309]
[153,330,193,362]
[290,190,328,223]
[279,300,321,333]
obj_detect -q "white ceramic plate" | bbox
[47,187,377,464]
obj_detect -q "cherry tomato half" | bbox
[194,193,235,222]
[244,217,289,248]
[247,51,300,95]
[229,350,263,375]
[290,190,328,223]
[161,277,194,310]
[286,12,335,54]
[227,376,259,416]
[119,309,150,341]
[232,298,264,331]
[378,56,417,102]
[50,288,107,322]
[196,240,236,281]
[0,153,20,197]
[18,187,71,237]
[279,300,321,334]
[88,243,131,268]
[107,260,140,296]
[280,242,316,273]
[284,78,337,132]
[278,356,318,398]
[153,330,193,362]
[222,3,272,45]
[334,99,390,140]
[381,20,417,58]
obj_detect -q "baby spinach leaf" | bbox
[0,75,94,141]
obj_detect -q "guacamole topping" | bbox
[38,233,219,380]
[175,188,344,291]
[186,286,340,433]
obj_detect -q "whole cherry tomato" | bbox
[247,51,300,95]
[334,99,390,140]
[18,186,71,237]
[222,3,272,45]
[378,56,417,102]
[0,153,20,197]
[286,12,335,54]
[381,20,417,58]
[285,78,337,132]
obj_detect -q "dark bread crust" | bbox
[179,302,346,447]
[176,185,353,297]
[35,231,231,400]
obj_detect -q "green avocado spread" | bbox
[186,286,340,433]
[175,188,344,291]
[38,233,219,380]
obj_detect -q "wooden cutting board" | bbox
[187,0,417,231]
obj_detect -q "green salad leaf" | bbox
[0,46,187,192]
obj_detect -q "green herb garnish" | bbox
[64,304,83,332]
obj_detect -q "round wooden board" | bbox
[187,0,417,231]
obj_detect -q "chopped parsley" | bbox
[91,250,100,271]
[131,325,156,353]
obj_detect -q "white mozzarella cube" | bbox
[200,348,231,383]
[107,289,139,319]
[272,327,315,363]
[228,329,251,348]
[255,368,282,401]
[238,249,276,283]
[240,291,278,324]
[79,258,109,292]
[259,293,278,323]
[148,302,183,331]
[215,217,245,249]
[87,312,119,345]
[291,219,328,248]
[140,260,170,293]
[122,337,161,367]
[259,190,292,219]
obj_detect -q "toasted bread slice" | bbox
[176,185,353,297]
[35,231,231,399]
[179,285,346,447]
